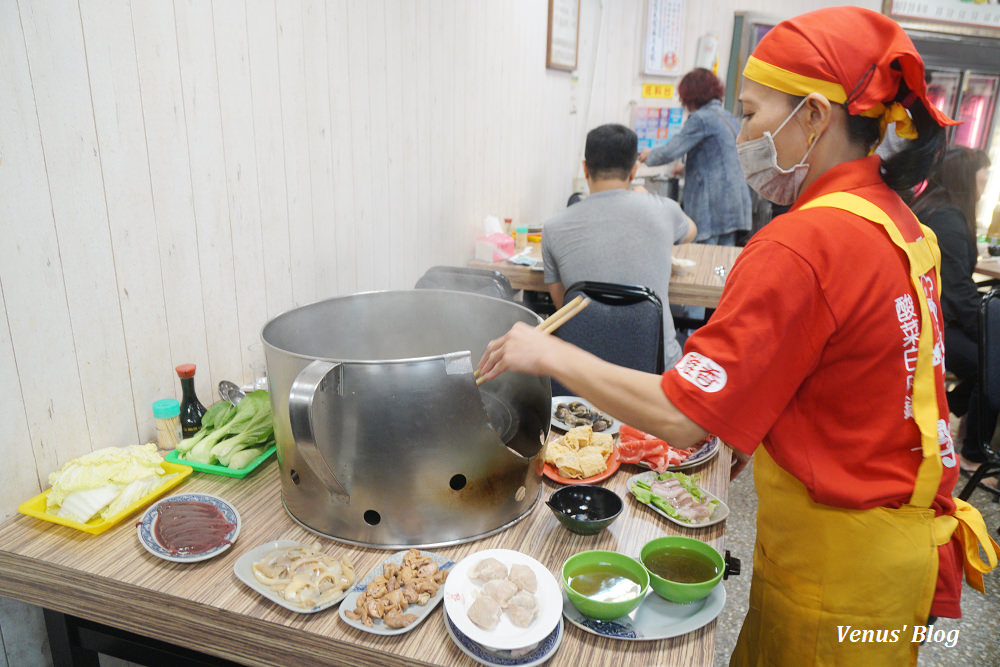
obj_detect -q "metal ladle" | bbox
[218,380,246,406]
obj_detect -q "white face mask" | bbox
[738,97,819,206]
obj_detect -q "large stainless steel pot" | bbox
[261,290,551,548]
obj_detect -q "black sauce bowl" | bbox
[545,485,623,535]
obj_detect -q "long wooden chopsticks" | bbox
[474,295,590,385]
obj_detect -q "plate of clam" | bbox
[551,397,618,435]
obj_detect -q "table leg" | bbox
[43,609,100,667]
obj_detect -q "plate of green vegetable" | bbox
[627,470,728,528]
[168,391,276,478]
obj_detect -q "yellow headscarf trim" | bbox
[744,56,847,103]
[744,55,920,149]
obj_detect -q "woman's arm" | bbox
[643,114,706,167]
[927,209,981,338]
[477,322,708,447]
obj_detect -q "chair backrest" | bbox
[414,266,515,300]
[977,289,1000,461]
[551,281,664,396]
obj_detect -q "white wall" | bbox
[0,1,877,664]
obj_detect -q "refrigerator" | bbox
[916,31,1000,153]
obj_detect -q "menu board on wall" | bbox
[643,0,685,77]
[885,0,1000,35]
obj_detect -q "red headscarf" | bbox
[743,7,958,139]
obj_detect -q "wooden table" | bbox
[469,244,742,309]
[0,445,731,667]
[975,255,1000,280]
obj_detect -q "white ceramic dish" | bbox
[443,548,562,651]
[339,550,454,635]
[551,396,620,436]
[137,493,240,563]
[444,607,564,667]
[233,540,352,613]
[626,470,730,528]
[561,583,725,640]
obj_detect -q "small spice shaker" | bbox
[152,398,182,450]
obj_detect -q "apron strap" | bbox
[799,192,943,508]
[934,499,1000,593]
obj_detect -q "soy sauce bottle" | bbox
[175,363,208,438]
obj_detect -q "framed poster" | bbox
[883,0,1000,38]
[547,0,580,71]
[643,0,685,77]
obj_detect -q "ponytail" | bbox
[881,101,945,192]
[843,80,945,194]
[880,79,946,192]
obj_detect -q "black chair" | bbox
[414,266,515,300]
[550,281,664,396]
[958,289,1000,502]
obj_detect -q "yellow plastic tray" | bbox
[17,461,193,535]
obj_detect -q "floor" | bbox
[713,458,1000,667]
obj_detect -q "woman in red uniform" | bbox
[478,7,998,665]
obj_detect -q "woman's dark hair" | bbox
[912,146,991,239]
[845,77,946,193]
[678,68,725,111]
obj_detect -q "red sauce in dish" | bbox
[153,500,235,555]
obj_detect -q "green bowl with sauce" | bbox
[561,550,649,620]
[640,536,724,603]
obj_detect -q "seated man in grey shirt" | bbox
[542,123,696,367]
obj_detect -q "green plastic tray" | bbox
[165,445,276,478]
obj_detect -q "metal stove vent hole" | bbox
[290,469,300,485]
[449,474,467,491]
[364,510,381,526]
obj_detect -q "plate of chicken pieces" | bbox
[339,548,454,635]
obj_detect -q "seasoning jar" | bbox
[515,226,529,250]
[152,399,182,450]
[175,363,208,438]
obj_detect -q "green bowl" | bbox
[561,550,649,621]
[639,536,724,603]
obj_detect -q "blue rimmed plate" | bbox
[561,583,725,640]
[444,608,563,667]
[636,436,720,472]
[137,493,240,563]
[339,550,454,635]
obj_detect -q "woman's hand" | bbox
[477,322,564,381]
[638,148,652,163]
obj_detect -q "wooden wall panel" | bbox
[212,1,272,374]
[131,1,214,403]
[344,0,375,290]
[174,0,244,393]
[245,0,295,322]
[275,0,318,309]
[327,0,360,296]
[20,0,137,450]
[80,0,175,442]
[1,0,91,485]
[303,0,338,301]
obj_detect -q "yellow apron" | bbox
[730,192,999,666]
